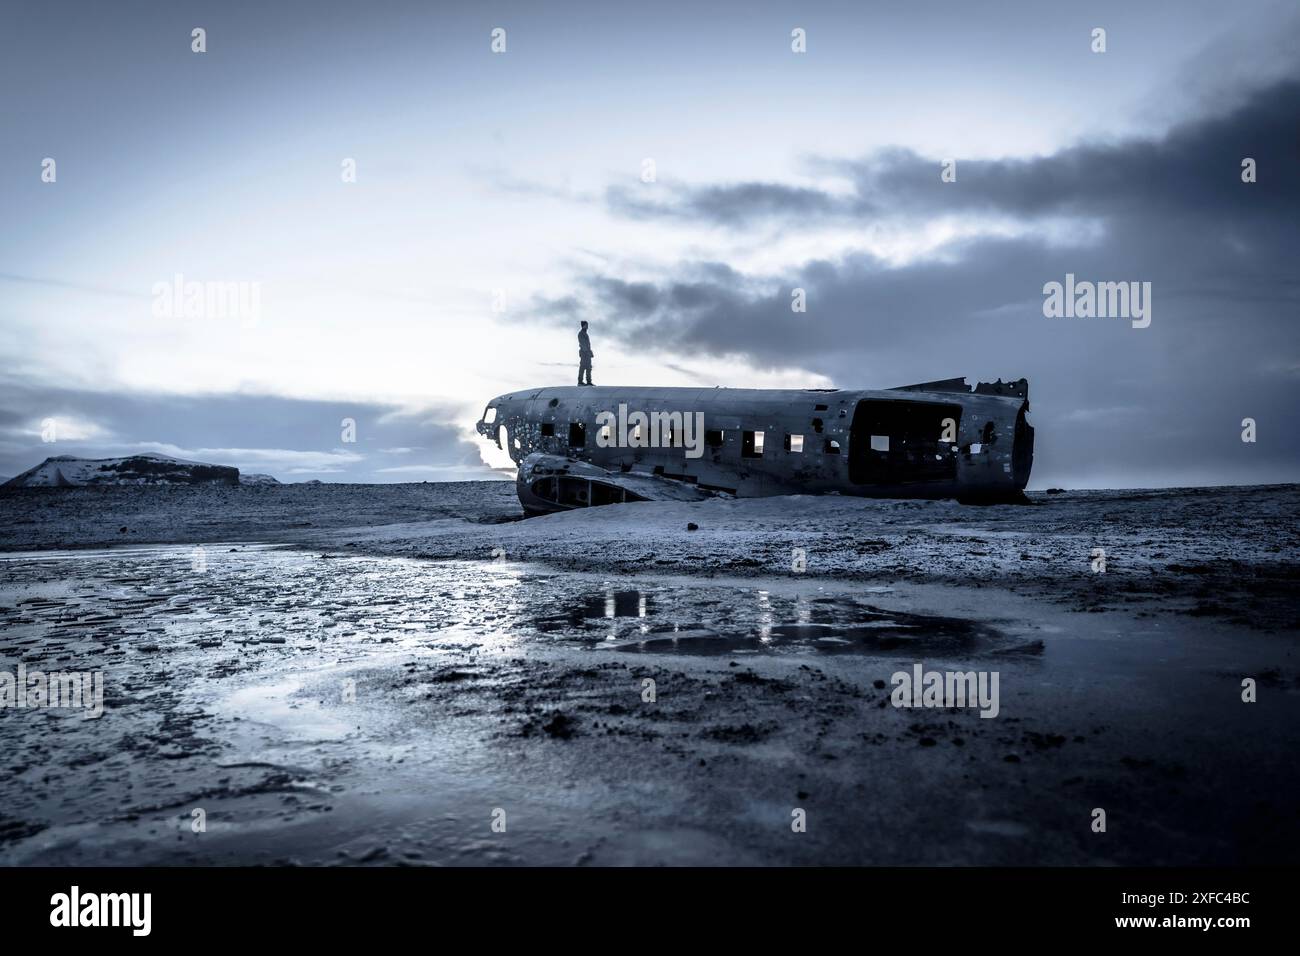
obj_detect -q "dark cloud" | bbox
[600,81,1300,229]
[537,77,1300,488]
[607,180,851,225]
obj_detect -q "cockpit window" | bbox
[483,406,498,424]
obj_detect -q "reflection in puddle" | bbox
[536,589,653,630]
[530,587,1026,657]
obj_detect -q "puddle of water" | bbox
[221,678,353,742]
[599,600,1005,656]
[526,584,1018,657]
[534,590,653,631]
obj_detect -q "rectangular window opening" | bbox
[540,423,555,437]
[742,430,765,458]
[848,399,961,485]
[568,422,585,448]
[785,434,804,453]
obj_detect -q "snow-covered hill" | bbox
[4,454,241,487]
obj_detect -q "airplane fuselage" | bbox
[477,380,1034,515]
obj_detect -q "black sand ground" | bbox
[0,483,1296,865]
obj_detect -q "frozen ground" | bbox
[0,483,1297,864]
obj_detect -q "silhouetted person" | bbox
[577,321,594,386]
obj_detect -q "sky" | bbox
[1,0,1297,487]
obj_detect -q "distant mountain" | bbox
[4,454,241,488]
[239,472,281,486]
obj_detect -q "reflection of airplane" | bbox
[477,378,1034,516]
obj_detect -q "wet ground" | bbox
[2,533,1298,865]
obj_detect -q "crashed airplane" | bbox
[477,378,1034,516]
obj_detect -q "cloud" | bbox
[606,180,850,226]
[3,414,113,443]
[0,378,497,483]
[599,79,1300,230]
[0,273,142,300]
[527,76,1300,487]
